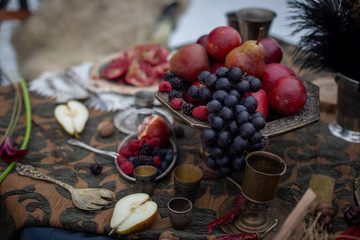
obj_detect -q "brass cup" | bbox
[236,8,276,42]
[134,165,157,196]
[174,164,203,203]
[235,151,286,233]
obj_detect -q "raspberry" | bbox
[128,139,142,151]
[90,163,103,175]
[168,90,181,102]
[170,97,183,110]
[181,103,195,115]
[119,145,133,158]
[159,81,172,92]
[116,155,127,166]
[192,105,210,121]
[153,156,161,167]
[120,161,134,175]
[148,137,161,147]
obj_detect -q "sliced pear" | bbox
[110,193,158,235]
[54,100,89,138]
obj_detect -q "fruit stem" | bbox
[256,27,263,45]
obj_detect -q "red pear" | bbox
[169,43,211,83]
[224,28,265,78]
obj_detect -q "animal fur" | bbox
[11,0,189,80]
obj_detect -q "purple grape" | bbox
[236,110,250,125]
[213,90,228,103]
[201,128,217,145]
[205,155,218,169]
[219,167,232,177]
[199,86,213,102]
[234,104,247,115]
[217,131,232,149]
[250,131,262,144]
[249,77,262,92]
[215,67,229,78]
[198,70,211,83]
[239,122,256,139]
[233,135,248,153]
[215,77,232,92]
[252,111,264,118]
[229,89,240,99]
[219,107,234,122]
[232,154,246,170]
[251,116,266,130]
[207,99,222,113]
[188,85,200,99]
[227,67,243,83]
[243,96,258,114]
[234,80,250,96]
[209,115,224,131]
[228,120,239,136]
[247,142,263,152]
[224,95,238,108]
[205,144,223,157]
[205,74,217,88]
[216,155,231,168]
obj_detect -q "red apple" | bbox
[169,43,211,83]
[137,115,172,146]
[269,76,307,115]
[261,63,296,93]
[245,89,269,119]
[196,34,208,49]
[206,26,242,61]
[260,38,283,64]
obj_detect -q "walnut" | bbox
[97,119,114,137]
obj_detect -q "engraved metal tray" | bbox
[155,81,320,138]
[217,195,292,239]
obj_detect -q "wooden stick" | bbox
[272,188,317,240]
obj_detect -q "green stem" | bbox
[0,78,31,184]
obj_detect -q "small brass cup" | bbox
[134,165,157,196]
[235,151,286,233]
[174,164,203,203]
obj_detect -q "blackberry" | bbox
[133,156,142,168]
[181,103,195,115]
[169,76,184,90]
[163,71,176,81]
[140,155,154,166]
[90,163,103,175]
[152,147,163,158]
[168,90,181,102]
[139,143,153,156]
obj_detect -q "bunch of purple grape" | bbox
[189,66,266,177]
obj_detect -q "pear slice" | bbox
[54,100,89,138]
[110,193,158,235]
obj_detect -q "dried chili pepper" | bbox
[208,193,247,235]
[215,233,258,240]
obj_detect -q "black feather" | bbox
[287,0,360,80]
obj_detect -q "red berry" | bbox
[159,81,172,92]
[153,156,161,167]
[192,105,210,121]
[148,137,161,147]
[128,139,142,151]
[120,161,134,175]
[119,145,133,158]
[116,155,127,165]
[170,97,184,110]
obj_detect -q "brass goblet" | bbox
[235,151,286,233]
